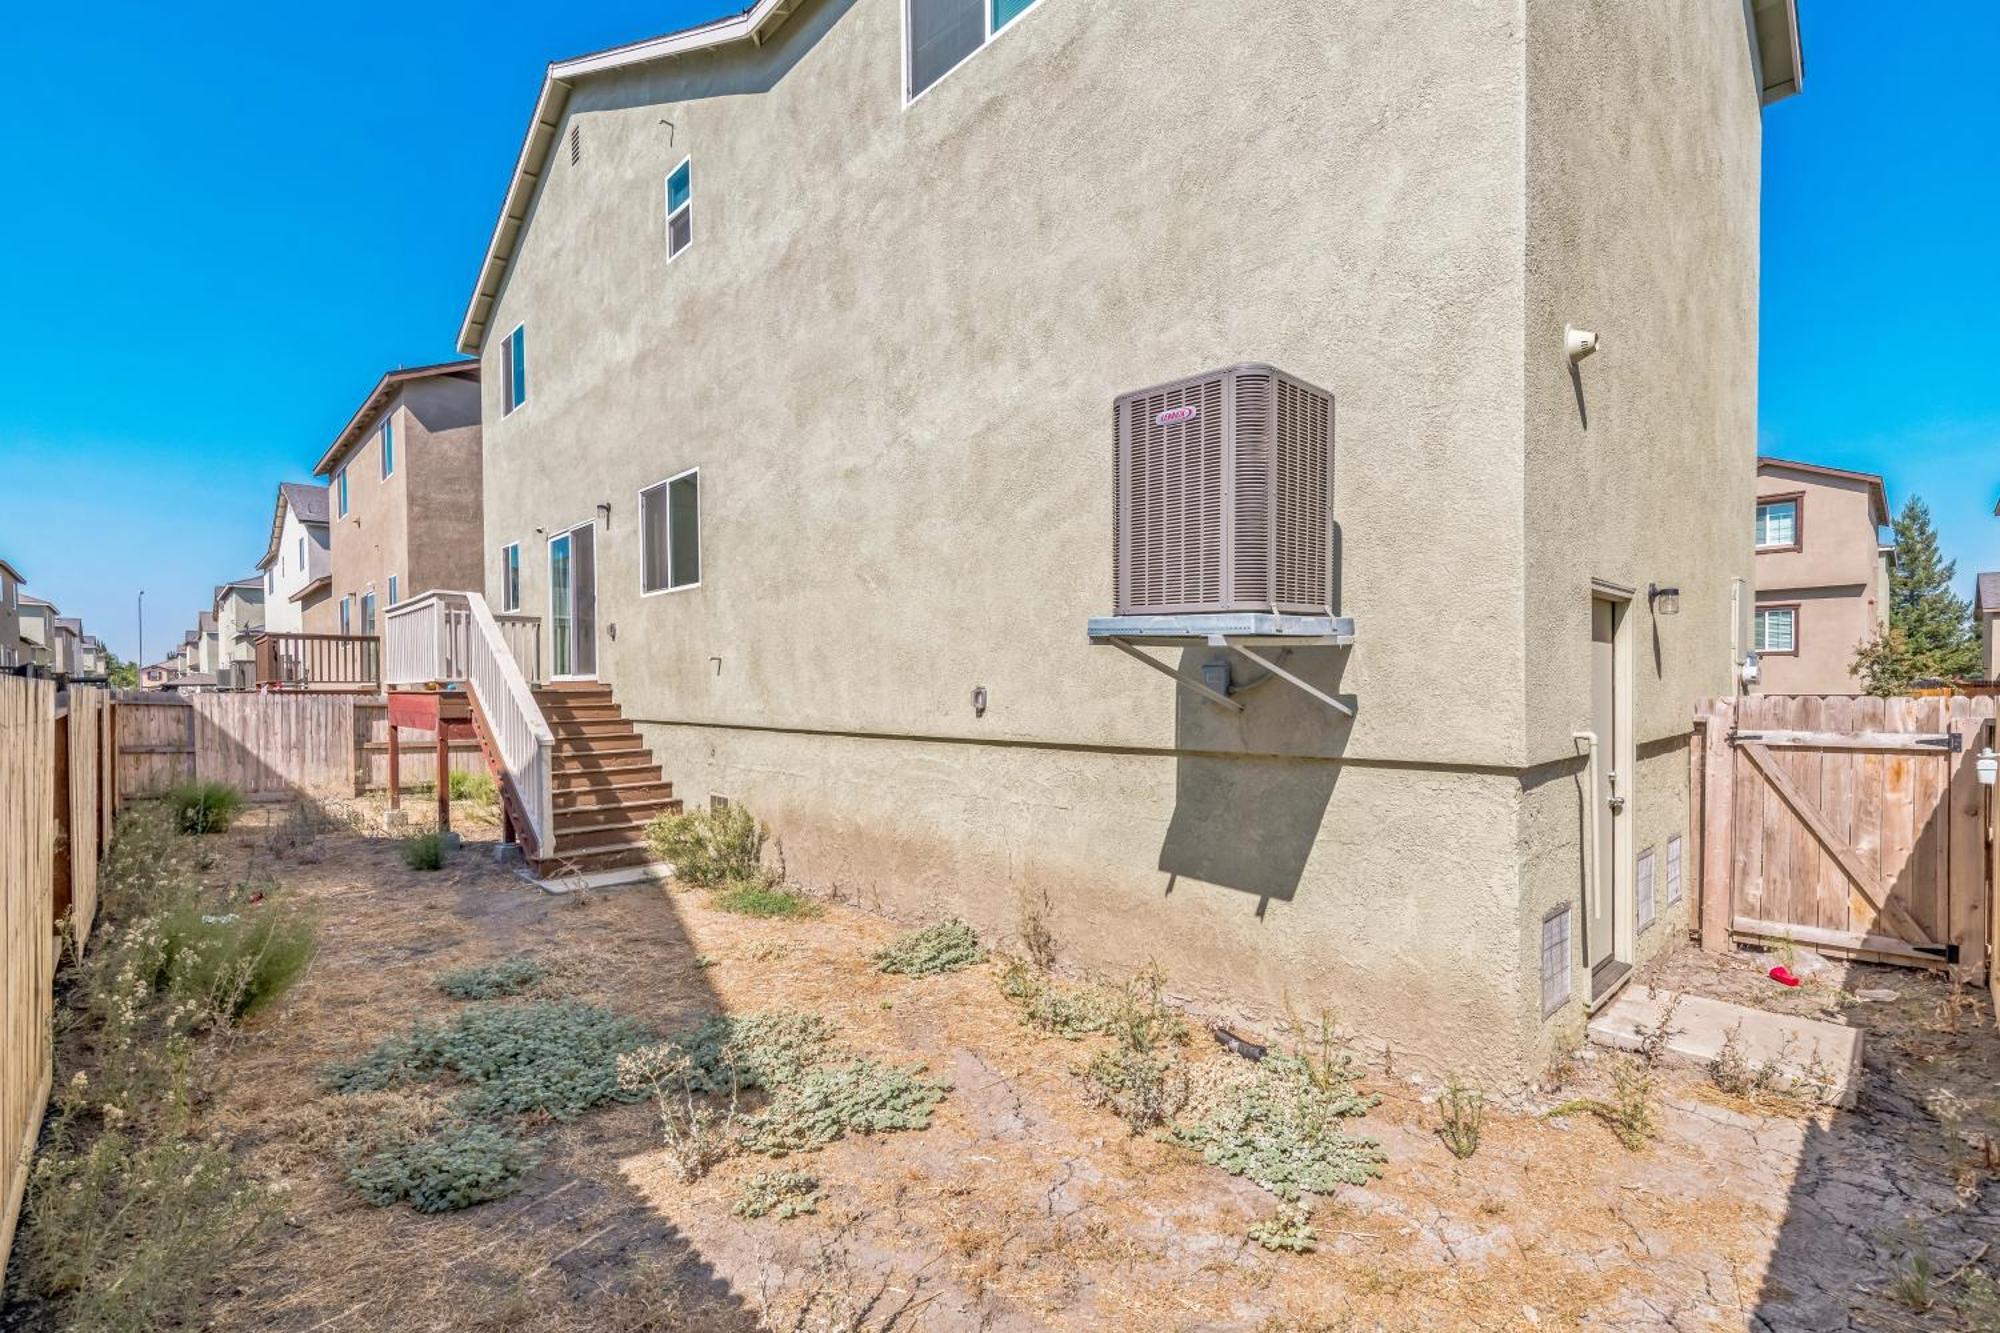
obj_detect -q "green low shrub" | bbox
[713,882,819,919]
[401,831,446,871]
[1174,1053,1386,1202]
[1247,1201,1318,1254]
[646,804,767,888]
[346,1121,538,1213]
[734,1170,821,1220]
[448,769,498,803]
[738,1059,948,1156]
[436,953,547,1000]
[165,781,246,835]
[873,919,985,977]
[158,897,319,1022]
[640,1011,834,1095]
[324,1000,652,1120]
[997,961,1117,1039]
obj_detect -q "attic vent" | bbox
[1113,364,1334,617]
[569,124,581,166]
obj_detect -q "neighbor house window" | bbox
[665,159,692,261]
[361,592,377,634]
[297,536,305,568]
[1540,904,1573,1017]
[500,543,521,612]
[503,324,527,414]
[337,467,349,516]
[640,469,701,593]
[1754,606,1797,654]
[265,568,274,593]
[1755,496,1799,550]
[906,0,1039,100]
[387,575,399,607]
[339,596,352,635]
[380,417,395,478]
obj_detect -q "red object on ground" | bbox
[1769,965,1801,987]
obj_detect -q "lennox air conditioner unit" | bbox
[1113,363,1334,618]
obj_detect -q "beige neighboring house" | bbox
[258,482,334,635]
[0,558,22,670]
[52,617,82,676]
[18,595,58,670]
[459,0,1802,1081]
[79,634,108,678]
[1752,458,1891,694]
[310,362,485,638]
[1974,574,2000,681]
[212,578,266,689]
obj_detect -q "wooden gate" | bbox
[1694,694,1993,978]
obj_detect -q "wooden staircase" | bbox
[534,681,680,877]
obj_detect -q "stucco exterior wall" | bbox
[264,507,330,636]
[1754,466,1886,693]
[476,0,1773,1079]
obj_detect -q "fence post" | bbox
[1698,696,1736,952]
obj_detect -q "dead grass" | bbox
[29,804,1979,1332]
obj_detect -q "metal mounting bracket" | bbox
[1104,638,1243,711]
[1215,639,1357,717]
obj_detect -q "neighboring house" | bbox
[258,482,334,635]
[52,617,82,676]
[310,362,485,637]
[461,0,1801,1080]
[18,596,58,670]
[1752,458,1891,694]
[196,611,220,676]
[213,578,267,688]
[1974,574,2000,681]
[78,634,108,679]
[0,558,22,670]
[141,662,175,689]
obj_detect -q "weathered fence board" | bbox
[1,676,56,1280]
[1694,693,1995,980]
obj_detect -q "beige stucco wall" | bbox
[1755,465,1886,693]
[477,0,1771,1082]
[322,377,485,634]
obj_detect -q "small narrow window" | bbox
[503,324,528,414]
[665,159,693,261]
[640,470,701,593]
[1540,904,1573,1017]
[501,543,521,612]
[388,575,399,607]
[1666,834,1684,906]
[380,417,395,478]
[361,592,377,635]
[1754,606,1797,654]
[339,596,352,636]
[297,536,305,568]
[265,568,274,593]
[1637,848,1657,932]
[337,467,349,516]
[1755,497,1799,549]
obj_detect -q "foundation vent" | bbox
[1113,364,1334,617]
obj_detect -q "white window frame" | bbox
[500,542,522,613]
[339,595,352,636]
[361,589,378,635]
[1754,498,1798,550]
[664,156,693,263]
[1754,606,1797,654]
[336,466,349,517]
[380,416,395,479]
[638,467,702,597]
[502,323,527,417]
[903,0,1045,107]
[387,574,399,607]
[297,536,305,569]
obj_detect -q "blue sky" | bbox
[0,2,1993,662]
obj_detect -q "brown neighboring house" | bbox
[310,361,485,637]
[1753,457,1891,693]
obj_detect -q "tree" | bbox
[104,651,139,690]
[1850,496,1981,695]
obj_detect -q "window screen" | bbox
[1755,499,1797,548]
[1666,835,1684,905]
[388,575,399,607]
[1540,905,1572,1016]
[381,418,395,477]
[992,0,1034,27]
[1755,607,1796,653]
[1637,849,1657,932]
[641,484,670,593]
[641,472,702,592]
[504,325,527,413]
[908,0,983,98]
[361,592,377,634]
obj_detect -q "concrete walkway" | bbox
[1588,984,1864,1107]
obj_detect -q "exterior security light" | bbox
[1978,747,1997,787]
[1565,325,1599,361]
[1648,583,1681,616]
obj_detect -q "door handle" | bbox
[1608,795,1627,814]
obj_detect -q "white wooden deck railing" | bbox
[384,591,554,856]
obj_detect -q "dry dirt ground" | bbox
[136,807,2000,1331]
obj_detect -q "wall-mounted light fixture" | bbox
[597,502,613,529]
[971,685,988,718]
[1648,583,1681,616]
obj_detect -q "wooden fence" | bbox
[2,678,116,1280]
[1693,693,1994,979]
[116,695,483,802]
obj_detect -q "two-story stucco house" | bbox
[258,483,334,635]
[0,558,23,671]
[18,595,59,671]
[310,362,486,639]
[1752,457,1891,694]
[454,0,1803,1080]
[211,578,267,689]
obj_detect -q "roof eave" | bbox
[313,361,480,477]
[456,0,800,355]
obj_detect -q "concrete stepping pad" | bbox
[1587,985,1863,1107]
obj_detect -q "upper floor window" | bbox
[907,0,1039,101]
[336,466,349,517]
[500,543,522,612]
[361,591,378,635]
[388,575,399,607]
[1755,496,1799,551]
[380,417,395,478]
[297,536,305,569]
[1754,606,1797,654]
[640,469,702,593]
[503,324,528,415]
[665,159,693,261]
